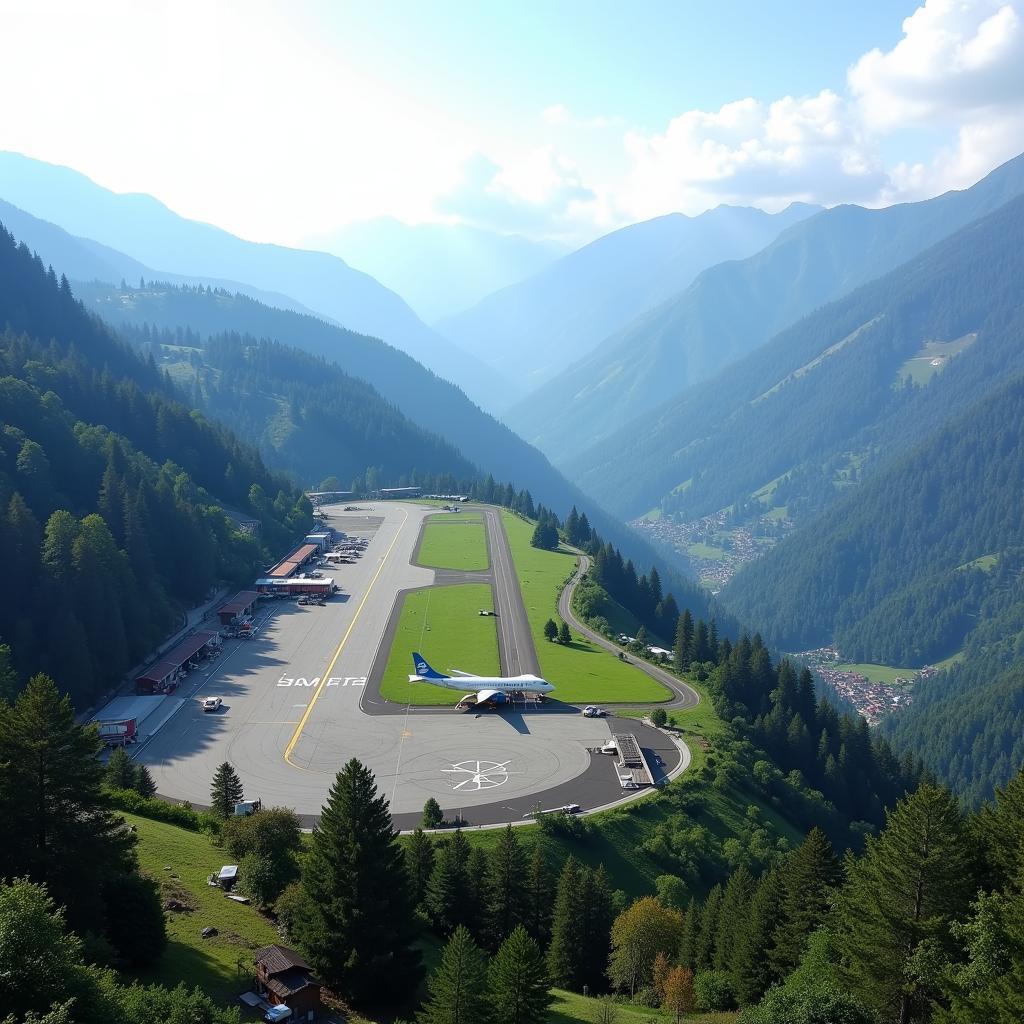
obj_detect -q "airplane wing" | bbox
[475,689,502,704]
[448,668,477,678]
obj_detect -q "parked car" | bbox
[478,609,496,616]
[201,696,223,713]
[582,705,607,718]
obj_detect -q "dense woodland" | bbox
[0,226,310,706]
[119,322,480,486]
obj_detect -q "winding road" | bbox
[558,552,701,711]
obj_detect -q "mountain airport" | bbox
[113,502,693,828]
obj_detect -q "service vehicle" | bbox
[582,705,607,717]
[201,696,223,713]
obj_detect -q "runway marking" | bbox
[284,505,409,770]
[441,759,519,791]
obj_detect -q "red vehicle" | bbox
[98,719,137,746]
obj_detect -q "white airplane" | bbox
[409,652,555,708]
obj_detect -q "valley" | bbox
[5,14,1024,1021]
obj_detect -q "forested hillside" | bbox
[117,321,478,486]
[439,202,816,399]
[71,278,714,619]
[722,366,1024,662]
[574,190,1024,522]
[522,149,1024,466]
[0,225,310,708]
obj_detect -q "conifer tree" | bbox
[579,864,616,993]
[543,618,558,642]
[768,826,841,978]
[467,846,491,938]
[695,883,723,970]
[105,747,136,790]
[524,844,554,947]
[488,925,552,1024]
[427,830,474,936]
[558,620,572,645]
[417,925,490,1024]
[422,797,444,829]
[678,897,702,970]
[674,611,694,673]
[714,864,756,972]
[292,758,422,1003]
[731,865,786,1005]
[835,784,975,1022]
[134,764,157,798]
[0,674,137,936]
[209,762,244,818]
[485,825,528,949]
[405,828,436,908]
[546,856,586,989]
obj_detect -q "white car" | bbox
[201,696,223,713]
[582,705,607,718]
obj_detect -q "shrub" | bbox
[650,708,668,728]
[694,969,737,1011]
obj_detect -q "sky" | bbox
[0,0,1022,247]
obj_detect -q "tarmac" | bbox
[136,501,687,827]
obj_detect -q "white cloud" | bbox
[849,0,1024,129]
[437,148,600,238]
[620,91,886,219]
[542,104,571,126]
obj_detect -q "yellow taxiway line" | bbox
[284,505,409,769]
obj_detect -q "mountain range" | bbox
[516,151,1024,466]
[0,151,502,407]
[438,202,818,402]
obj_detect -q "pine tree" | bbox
[546,856,586,989]
[467,846,491,938]
[732,865,786,1005]
[293,759,422,1004]
[543,618,558,642]
[695,884,723,970]
[405,828,436,908]
[768,827,841,978]
[558,621,572,645]
[427,830,475,936]
[417,925,490,1024]
[524,844,554,947]
[134,764,158,798]
[488,925,552,1024]
[105,747,136,790]
[0,674,137,937]
[835,784,976,1023]
[714,865,756,972]
[579,864,616,993]
[675,611,694,673]
[485,825,528,949]
[209,762,244,818]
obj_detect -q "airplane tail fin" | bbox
[412,652,447,680]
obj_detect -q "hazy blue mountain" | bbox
[0,151,503,406]
[307,217,567,322]
[517,151,1024,463]
[0,198,338,320]
[567,189,1024,523]
[436,202,818,399]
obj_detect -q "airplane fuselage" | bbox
[408,673,554,694]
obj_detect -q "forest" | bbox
[0,226,311,707]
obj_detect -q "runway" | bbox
[136,501,685,827]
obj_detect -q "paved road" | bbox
[482,507,540,676]
[559,552,701,711]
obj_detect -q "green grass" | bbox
[687,541,728,560]
[549,988,737,1023]
[956,553,998,573]
[932,649,965,671]
[121,812,279,1005]
[836,662,917,684]
[379,583,499,704]
[416,513,489,571]
[502,511,671,703]
[895,333,978,387]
